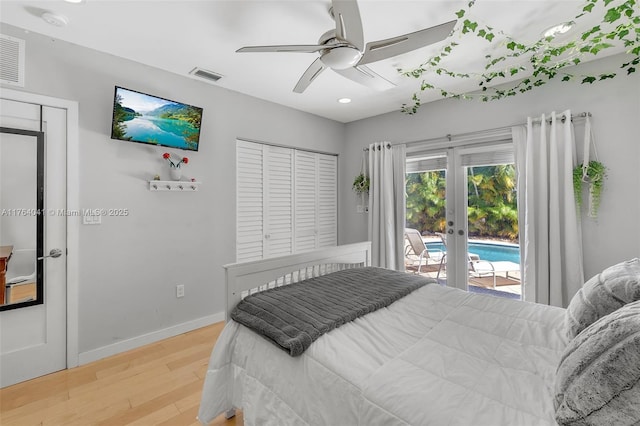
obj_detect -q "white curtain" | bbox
[368,142,406,270]
[512,110,584,307]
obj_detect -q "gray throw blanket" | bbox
[231,267,434,356]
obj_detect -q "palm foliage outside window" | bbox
[406,165,518,241]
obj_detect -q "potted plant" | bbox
[352,173,370,195]
[573,160,606,218]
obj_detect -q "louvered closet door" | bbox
[264,146,294,258]
[294,150,318,252]
[236,140,264,262]
[317,154,337,247]
[237,140,337,261]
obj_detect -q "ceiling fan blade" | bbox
[237,44,326,54]
[331,0,365,51]
[293,58,327,93]
[359,19,457,65]
[334,65,396,91]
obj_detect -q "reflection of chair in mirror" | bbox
[5,248,37,304]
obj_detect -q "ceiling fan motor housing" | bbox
[318,30,362,70]
[321,46,362,69]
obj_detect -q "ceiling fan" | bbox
[236,0,457,94]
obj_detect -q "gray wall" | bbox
[340,53,640,279]
[3,22,638,356]
[0,24,346,354]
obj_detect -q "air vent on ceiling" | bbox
[0,34,25,87]
[189,67,223,83]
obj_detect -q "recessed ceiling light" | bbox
[41,11,69,27]
[64,0,84,3]
[337,98,351,104]
[543,22,574,38]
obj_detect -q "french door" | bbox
[406,142,517,292]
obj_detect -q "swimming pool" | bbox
[426,241,520,264]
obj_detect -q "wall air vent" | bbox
[189,67,223,83]
[0,34,25,87]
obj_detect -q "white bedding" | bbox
[198,284,568,426]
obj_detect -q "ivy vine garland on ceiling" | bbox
[399,0,639,114]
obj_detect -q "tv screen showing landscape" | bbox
[111,86,203,151]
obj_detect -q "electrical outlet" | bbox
[176,284,184,298]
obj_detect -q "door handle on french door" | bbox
[38,248,63,260]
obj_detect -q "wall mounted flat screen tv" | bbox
[111,86,203,151]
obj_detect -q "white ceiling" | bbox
[0,0,624,123]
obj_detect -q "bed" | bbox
[197,242,640,426]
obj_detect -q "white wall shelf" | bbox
[148,180,201,191]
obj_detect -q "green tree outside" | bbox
[406,165,518,242]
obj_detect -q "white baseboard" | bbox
[78,312,224,365]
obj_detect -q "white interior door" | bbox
[0,99,67,388]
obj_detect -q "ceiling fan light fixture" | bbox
[320,46,362,70]
[542,22,574,38]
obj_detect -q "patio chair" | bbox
[404,228,445,274]
[468,259,520,289]
[432,233,480,280]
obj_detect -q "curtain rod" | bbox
[362,111,592,151]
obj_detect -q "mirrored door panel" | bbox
[0,127,44,310]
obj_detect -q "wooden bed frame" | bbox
[223,241,372,321]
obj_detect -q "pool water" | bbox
[426,241,520,264]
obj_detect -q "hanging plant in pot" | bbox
[573,160,606,218]
[352,173,370,195]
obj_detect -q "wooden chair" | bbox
[5,248,36,303]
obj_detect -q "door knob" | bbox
[38,248,63,260]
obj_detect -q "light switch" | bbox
[82,214,101,225]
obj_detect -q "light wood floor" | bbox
[0,322,243,426]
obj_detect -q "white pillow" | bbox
[555,300,640,425]
[565,258,640,340]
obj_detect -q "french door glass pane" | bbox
[466,164,521,299]
[405,168,447,282]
